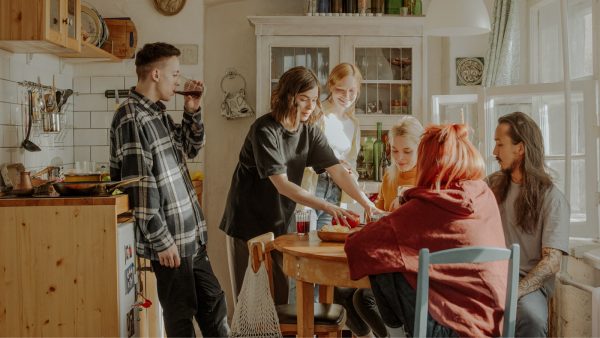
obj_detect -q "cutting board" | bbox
[101,18,137,59]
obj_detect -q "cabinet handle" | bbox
[62,18,73,26]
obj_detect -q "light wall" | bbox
[72,0,205,172]
[0,51,74,173]
[203,0,304,316]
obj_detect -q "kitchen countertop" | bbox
[0,194,129,213]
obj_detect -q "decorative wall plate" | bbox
[456,57,485,86]
[153,0,186,16]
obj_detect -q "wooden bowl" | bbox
[317,226,362,242]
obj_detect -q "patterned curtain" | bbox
[482,0,520,86]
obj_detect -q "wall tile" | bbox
[90,111,114,129]
[161,98,176,110]
[73,77,91,94]
[10,103,22,126]
[1,126,18,147]
[74,111,91,128]
[0,150,11,165]
[90,146,109,163]
[73,94,107,112]
[74,129,108,146]
[91,76,125,93]
[125,76,137,89]
[0,102,11,124]
[0,79,17,104]
[0,53,10,80]
[74,146,91,162]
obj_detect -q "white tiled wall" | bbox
[0,50,75,172]
[72,75,205,174]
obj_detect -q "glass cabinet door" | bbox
[271,46,331,99]
[64,0,81,51]
[257,36,339,115]
[45,0,64,45]
[341,36,422,129]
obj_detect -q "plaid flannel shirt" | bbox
[110,90,207,260]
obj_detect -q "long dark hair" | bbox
[488,112,553,233]
[270,66,321,127]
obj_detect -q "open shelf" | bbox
[59,41,121,63]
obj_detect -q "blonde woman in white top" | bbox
[300,62,363,228]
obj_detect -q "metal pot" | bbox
[42,111,61,133]
[52,177,145,196]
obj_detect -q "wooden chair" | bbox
[248,232,347,337]
[414,244,520,338]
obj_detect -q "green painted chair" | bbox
[414,244,520,338]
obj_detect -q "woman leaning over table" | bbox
[219,66,382,306]
[345,124,508,337]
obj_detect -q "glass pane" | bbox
[568,0,593,79]
[546,158,586,222]
[49,0,60,33]
[536,1,563,83]
[271,46,329,91]
[438,103,479,145]
[390,84,409,115]
[365,84,380,114]
[67,0,76,39]
[378,84,390,114]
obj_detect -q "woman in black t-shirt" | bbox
[220,66,381,305]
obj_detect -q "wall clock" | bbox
[153,0,186,16]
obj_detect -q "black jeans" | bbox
[370,273,458,338]
[151,245,230,337]
[334,287,388,337]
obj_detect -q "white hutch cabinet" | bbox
[248,15,426,131]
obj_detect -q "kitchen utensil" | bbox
[57,89,73,112]
[12,171,34,196]
[52,176,145,196]
[21,90,41,152]
[42,111,61,133]
[64,173,102,182]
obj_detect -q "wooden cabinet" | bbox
[248,15,426,130]
[0,195,140,337]
[0,0,119,61]
[0,0,81,53]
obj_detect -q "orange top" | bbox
[374,166,417,211]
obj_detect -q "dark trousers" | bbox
[370,273,458,338]
[231,236,288,305]
[334,287,388,337]
[151,245,230,337]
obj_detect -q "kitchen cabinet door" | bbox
[256,35,340,116]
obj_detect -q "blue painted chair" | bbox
[414,244,520,338]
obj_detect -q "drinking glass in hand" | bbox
[174,75,203,98]
[295,210,310,236]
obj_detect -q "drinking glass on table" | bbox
[295,209,310,236]
[174,75,204,98]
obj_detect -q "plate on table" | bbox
[317,225,362,242]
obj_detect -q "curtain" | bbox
[482,0,520,86]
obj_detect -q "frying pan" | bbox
[52,177,145,196]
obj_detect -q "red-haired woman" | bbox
[345,124,508,337]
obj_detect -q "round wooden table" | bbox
[273,232,370,337]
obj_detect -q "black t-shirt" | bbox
[220,114,339,240]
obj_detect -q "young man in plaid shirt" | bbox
[110,42,229,337]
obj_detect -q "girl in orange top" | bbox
[374,116,424,211]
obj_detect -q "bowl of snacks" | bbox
[318,224,362,242]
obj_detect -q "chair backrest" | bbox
[414,244,520,338]
[247,232,276,297]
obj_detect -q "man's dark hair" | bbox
[135,42,181,79]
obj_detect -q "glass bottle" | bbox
[372,122,384,182]
[413,0,422,15]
